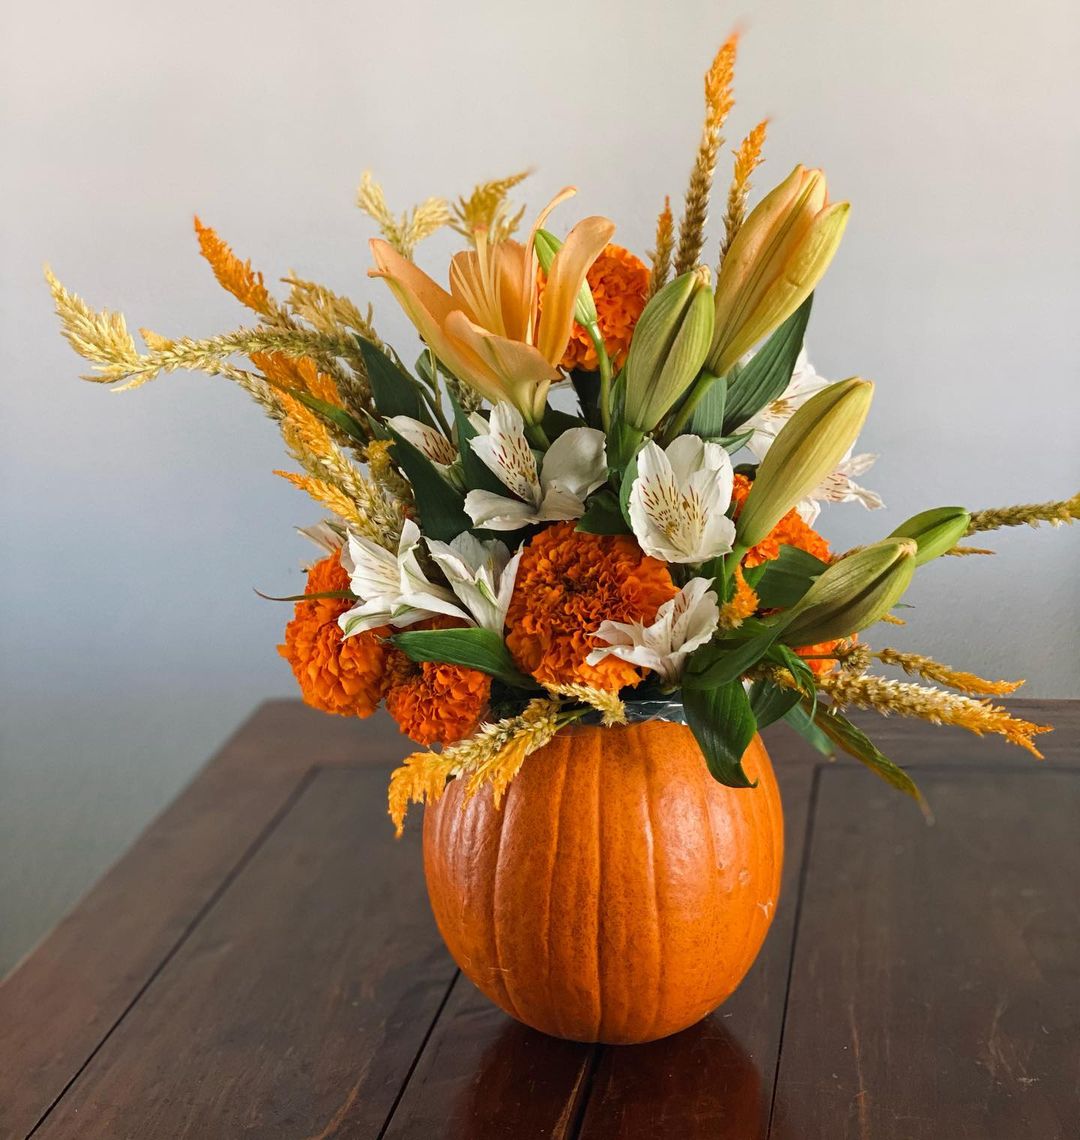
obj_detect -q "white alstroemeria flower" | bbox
[629,436,736,564]
[338,519,462,635]
[386,415,458,469]
[742,350,883,523]
[587,578,720,687]
[464,401,608,531]
[426,532,523,633]
[797,450,885,525]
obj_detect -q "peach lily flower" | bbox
[369,189,615,424]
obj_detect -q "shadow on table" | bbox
[457,1012,767,1138]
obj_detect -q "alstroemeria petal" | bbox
[386,415,458,467]
[463,489,542,531]
[540,426,608,501]
[468,402,542,504]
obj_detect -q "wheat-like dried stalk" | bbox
[357,172,450,259]
[966,494,1079,535]
[720,118,768,263]
[673,34,738,276]
[543,684,627,726]
[387,698,563,835]
[872,648,1023,697]
[450,170,530,243]
[816,672,1050,757]
[647,196,675,299]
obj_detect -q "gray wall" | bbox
[3,0,1078,972]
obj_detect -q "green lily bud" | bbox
[736,378,874,548]
[622,268,715,432]
[534,229,598,328]
[782,538,917,646]
[889,506,971,566]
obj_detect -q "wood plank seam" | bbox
[767,763,823,1139]
[375,971,462,1139]
[23,765,323,1140]
[567,1045,604,1140]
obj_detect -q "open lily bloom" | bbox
[339,520,463,635]
[369,190,615,423]
[587,577,721,688]
[629,436,736,563]
[464,402,608,531]
[425,532,522,633]
[742,351,882,523]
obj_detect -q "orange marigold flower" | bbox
[795,640,845,677]
[506,522,678,691]
[384,655,491,747]
[278,551,388,717]
[731,474,832,567]
[549,244,649,372]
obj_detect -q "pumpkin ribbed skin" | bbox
[423,721,784,1044]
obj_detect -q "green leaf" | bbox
[781,702,835,756]
[254,588,355,603]
[683,682,758,787]
[765,643,818,707]
[571,370,603,428]
[542,407,584,441]
[683,621,784,690]
[688,374,728,439]
[722,293,813,434]
[808,703,925,805]
[748,678,801,730]
[391,627,536,689]
[356,337,431,423]
[712,429,755,454]
[449,394,505,495]
[753,545,829,609]
[618,450,640,527]
[577,490,631,535]
[385,427,471,541]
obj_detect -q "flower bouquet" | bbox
[50,35,1076,1045]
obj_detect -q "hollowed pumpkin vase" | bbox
[423,720,784,1045]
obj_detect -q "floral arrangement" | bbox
[49,36,1077,835]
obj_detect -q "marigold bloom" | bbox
[506,522,678,691]
[278,551,389,717]
[795,639,845,676]
[554,244,649,371]
[731,473,832,567]
[384,654,492,746]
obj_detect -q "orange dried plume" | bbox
[193,216,276,318]
[506,522,678,691]
[251,351,343,409]
[731,474,832,567]
[278,551,389,717]
[384,619,492,746]
[557,244,650,371]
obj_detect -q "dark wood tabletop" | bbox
[1,698,1077,1139]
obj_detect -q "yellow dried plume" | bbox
[193,217,277,319]
[873,648,1023,697]
[274,471,368,529]
[673,34,738,276]
[718,565,759,631]
[647,196,675,299]
[388,699,563,836]
[543,684,628,727]
[720,118,768,261]
[966,493,1080,534]
[357,171,450,259]
[449,170,530,244]
[817,672,1051,758]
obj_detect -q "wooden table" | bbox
[2,699,1077,1139]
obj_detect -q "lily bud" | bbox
[736,378,873,548]
[708,165,850,375]
[781,538,917,646]
[534,228,598,329]
[889,506,971,566]
[622,268,715,432]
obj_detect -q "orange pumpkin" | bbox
[423,720,784,1044]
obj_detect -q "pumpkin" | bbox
[423,720,784,1045]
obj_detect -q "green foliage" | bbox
[356,337,431,423]
[684,681,758,787]
[391,627,535,689]
[385,426,471,541]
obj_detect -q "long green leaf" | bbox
[722,293,813,433]
[689,374,728,439]
[391,627,535,689]
[356,337,431,423]
[683,682,758,787]
[781,701,835,755]
[683,621,784,690]
[753,545,829,609]
[808,702,925,805]
[748,679,801,730]
[577,491,630,535]
[386,427,471,541]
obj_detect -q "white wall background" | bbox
[2,0,1078,972]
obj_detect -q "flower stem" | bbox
[662,369,719,442]
[586,323,613,433]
